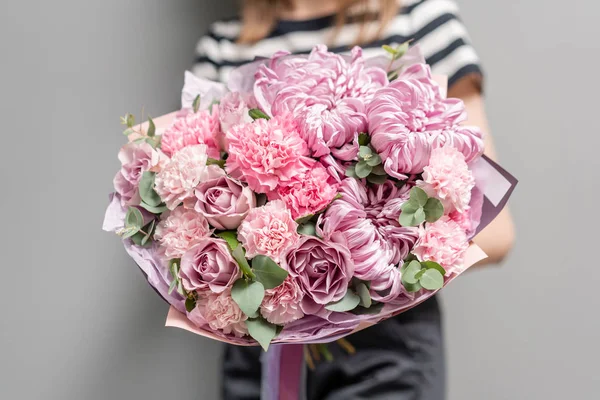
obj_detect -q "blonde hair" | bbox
[238,0,400,45]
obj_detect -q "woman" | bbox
[193,0,515,398]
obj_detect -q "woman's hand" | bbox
[449,77,516,265]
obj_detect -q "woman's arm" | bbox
[448,78,516,265]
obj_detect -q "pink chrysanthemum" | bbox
[367,64,484,179]
[418,146,475,214]
[154,207,211,259]
[270,162,339,220]
[225,114,310,193]
[238,200,299,262]
[161,109,221,158]
[413,216,469,274]
[254,45,387,158]
[260,276,305,325]
[155,144,208,210]
[319,179,418,302]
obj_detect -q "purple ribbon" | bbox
[262,344,305,400]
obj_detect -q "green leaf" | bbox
[355,161,372,179]
[367,174,387,185]
[403,281,422,293]
[192,94,201,113]
[345,165,357,178]
[295,214,315,225]
[252,255,288,290]
[209,100,220,113]
[119,226,140,239]
[216,231,240,251]
[232,246,255,279]
[382,44,398,55]
[139,172,162,207]
[359,146,372,158]
[351,302,384,315]
[358,133,370,146]
[370,164,386,175]
[123,127,134,136]
[138,201,168,214]
[207,158,226,168]
[423,197,444,223]
[401,260,422,285]
[399,205,425,227]
[414,268,426,280]
[394,41,410,59]
[410,187,429,207]
[145,136,161,149]
[297,221,318,237]
[414,208,426,224]
[125,207,144,229]
[420,261,446,276]
[248,108,270,120]
[231,279,265,317]
[246,317,277,351]
[168,278,177,295]
[366,154,382,167]
[419,269,444,291]
[256,193,268,207]
[325,290,361,312]
[177,280,185,296]
[141,220,155,246]
[147,116,156,137]
[185,297,196,312]
[387,70,399,81]
[121,113,135,127]
[356,282,372,308]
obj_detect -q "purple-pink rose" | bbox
[187,165,255,230]
[114,141,162,206]
[179,237,241,294]
[368,64,484,179]
[281,236,354,315]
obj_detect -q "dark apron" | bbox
[222,296,445,400]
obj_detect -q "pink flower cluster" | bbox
[105,44,488,345]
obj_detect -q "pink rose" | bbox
[238,200,299,262]
[188,165,255,230]
[161,109,221,158]
[413,216,469,275]
[180,237,241,293]
[270,161,339,220]
[281,236,354,315]
[254,45,387,157]
[225,114,310,193]
[154,207,212,259]
[260,275,305,325]
[155,144,209,210]
[319,179,418,302]
[367,64,484,179]
[218,91,252,134]
[193,289,248,338]
[114,141,162,206]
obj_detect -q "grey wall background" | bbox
[1,0,598,399]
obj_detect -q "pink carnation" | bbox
[319,179,418,302]
[195,290,248,338]
[155,145,209,210]
[418,146,475,214]
[238,200,299,262]
[113,141,163,206]
[367,64,484,179]
[270,162,339,220]
[218,91,252,134]
[225,114,310,193]
[161,109,221,158]
[254,45,387,158]
[260,276,305,325]
[413,216,469,274]
[154,207,211,259]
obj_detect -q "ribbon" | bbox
[262,344,305,400]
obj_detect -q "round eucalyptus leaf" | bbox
[355,161,373,178]
[410,187,429,207]
[401,260,422,285]
[420,261,446,276]
[419,269,444,291]
[423,197,444,223]
[366,154,382,167]
[231,279,265,317]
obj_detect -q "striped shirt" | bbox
[193,0,482,89]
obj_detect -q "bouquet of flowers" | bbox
[103,44,515,396]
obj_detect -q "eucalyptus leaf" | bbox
[399,205,425,227]
[325,290,360,312]
[252,255,288,289]
[297,221,318,237]
[177,280,185,296]
[119,226,140,239]
[382,44,398,55]
[147,116,156,137]
[410,187,429,207]
[125,113,135,127]
[420,261,446,276]
[123,128,134,136]
[351,302,384,315]
[419,269,444,290]
[401,260,422,285]
[130,230,151,247]
[345,165,357,178]
[141,219,155,246]
[366,154,382,167]
[216,231,240,251]
[414,208,426,224]
[168,278,177,295]
[356,282,372,308]
[394,41,410,59]
[231,279,265,317]
[125,207,144,229]
[423,197,444,223]
[403,281,422,293]
[185,297,196,312]
[295,214,315,225]
[367,174,387,185]
[192,94,201,113]
[359,146,372,158]
[207,158,226,168]
[139,172,162,207]
[138,201,168,214]
[355,161,372,179]
[232,246,255,279]
[414,269,426,281]
[358,133,370,146]
[248,108,270,120]
[246,317,277,351]
[370,165,387,175]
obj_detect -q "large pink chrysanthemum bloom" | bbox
[319,179,418,302]
[161,109,221,159]
[254,45,387,159]
[225,114,310,193]
[368,64,484,179]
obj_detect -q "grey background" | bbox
[0,0,598,399]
